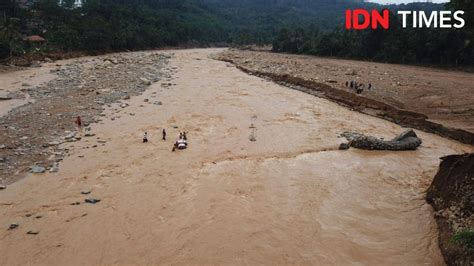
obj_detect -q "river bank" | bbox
[0,51,172,184]
[216,49,474,145]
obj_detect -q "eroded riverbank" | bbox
[1,49,472,264]
[217,49,474,145]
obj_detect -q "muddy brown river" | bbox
[1,49,472,265]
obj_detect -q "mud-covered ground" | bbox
[217,49,474,135]
[1,48,473,265]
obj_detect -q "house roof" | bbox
[24,35,46,42]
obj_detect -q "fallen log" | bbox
[340,129,422,151]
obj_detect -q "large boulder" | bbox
[341,129,422,150]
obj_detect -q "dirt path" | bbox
[0,49,472,265]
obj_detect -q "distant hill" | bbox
[195,0,445,43]
[1,0,448,58]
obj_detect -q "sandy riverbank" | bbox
[1,49,472,264]
[217,50,474,142]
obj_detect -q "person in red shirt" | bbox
[75,116,82,127]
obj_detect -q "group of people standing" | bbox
[172,132,188,151]
[74,115,189,152]
[346,80,372,94]
[142,129,188,152]
[143,129,167,143]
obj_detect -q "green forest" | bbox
[273,1,474,66]
[0,0,473,67]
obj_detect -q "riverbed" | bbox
[0,49,472,265]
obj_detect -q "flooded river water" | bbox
[0,49,472,265]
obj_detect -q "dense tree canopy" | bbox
[0,0,472,67]
[272,3,474,67]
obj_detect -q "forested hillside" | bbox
[1,0,472,67]
[1,0,375,55]
[273,1,473,66]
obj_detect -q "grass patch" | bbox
[452,229,474,250]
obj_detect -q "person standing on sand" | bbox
[183,132,187,141]
[179,132,183,140]
[143,132,148,143]
[75,116,82,127]
[162,129,167,141]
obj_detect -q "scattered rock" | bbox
[140,77,152,85]
[0,96,12,101]
[8,223,19,230]
[0,52,172,184]
[345,69,357,76]
[339,143,350,150]
[85,198,101,204]
[49,163,59,173]
[48,141,61,146]
[31,166,46,173]
[27,230,39,235]
[64,132,76,140]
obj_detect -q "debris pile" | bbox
[340,129,422,151]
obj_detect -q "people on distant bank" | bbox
[162,129,167,141]
[346,80,373,95]
[143,132,148,143]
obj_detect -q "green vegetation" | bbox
[273,2,474,66]
[0,0,381,59]
[0,0,473,67]
[452,229,474,250]
[0,17,22,57]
